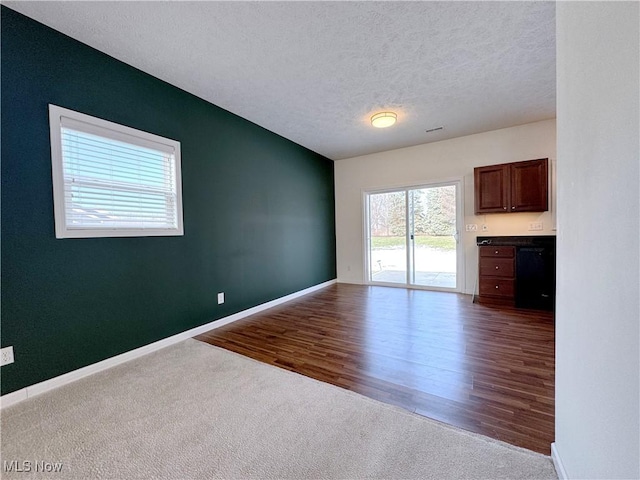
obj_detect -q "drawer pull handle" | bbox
[495,266,499,269]
[495,250,499,254]
[495,285,499,289]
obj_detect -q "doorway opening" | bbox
[365,181,463,291]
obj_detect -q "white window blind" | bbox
[49,105,184,238]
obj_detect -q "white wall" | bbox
[555,2,639,479]
[334,119,556,293]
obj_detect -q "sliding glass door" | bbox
[366,181,462,291]
[367,190,407,284]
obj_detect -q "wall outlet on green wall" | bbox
[1,346,15,366]
[217,293,225,305]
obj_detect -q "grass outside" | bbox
[371,235,455,250]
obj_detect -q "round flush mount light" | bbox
[371,111,397,128]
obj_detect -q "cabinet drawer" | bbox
[479,246,515,258]
[479,257,514,277]
[479,278,515,297]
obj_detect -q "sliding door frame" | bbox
[363,177,465,293]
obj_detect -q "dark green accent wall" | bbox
[0,7,336,395]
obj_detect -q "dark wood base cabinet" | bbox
[475,236,556,311]
[478,246,516,306]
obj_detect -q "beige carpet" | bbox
[1,339,557,479]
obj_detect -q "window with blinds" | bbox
[49,105,183,238]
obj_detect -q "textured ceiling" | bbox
[6,1,556,160]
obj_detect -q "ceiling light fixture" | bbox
[371,111,397,128]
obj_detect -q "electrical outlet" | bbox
[217,292,225,305]
[1,346,14,366]
[465,224,478,232]
[529,222,543,231]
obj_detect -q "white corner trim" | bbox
[1,279,336,409]
[551,442,568,480]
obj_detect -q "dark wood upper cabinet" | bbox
[474,158,548,214]
[510,159,548,212]
[474,164,510,213]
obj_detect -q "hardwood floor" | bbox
[195,283,555,454]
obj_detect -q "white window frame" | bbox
[49,104,184,238]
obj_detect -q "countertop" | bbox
[476,235,556,247]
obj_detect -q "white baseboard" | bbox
[551,442,568,480]
[0,388,27,408]
[1,279,336,409]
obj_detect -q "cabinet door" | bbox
[510,158,548,212]
[474,164,509,214]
